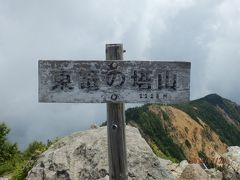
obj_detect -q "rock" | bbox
[164,160,188,179]
[179,160,189,169]
[27,126,174,180]
[205,168,223,180]
[222,146,240,180]
[165,160,223,180]
[179,164,208,180]
[0,176,10,180]
[90,124,99,129]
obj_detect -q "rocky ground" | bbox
[15,126,240,180]
[222,146,240,180]
[27,126,174,180]
[0,175,11,180]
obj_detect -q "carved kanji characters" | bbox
[51,71,74,91]
[158,71,177,90]
[106,62,125,87]
[80,70,99,90]
[131,70,152,90]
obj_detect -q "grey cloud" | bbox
[0,0,239,148]
[205,0,240,102]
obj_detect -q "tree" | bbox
[24,141,47,160]
[0,123,19,164]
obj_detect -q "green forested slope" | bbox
[126,94,240,162]
[175,94,240,146]
[126,105,186,162]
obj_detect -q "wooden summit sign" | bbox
[39,61,190,104]
[38,44,191,180]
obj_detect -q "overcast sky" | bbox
[1,0,240,149]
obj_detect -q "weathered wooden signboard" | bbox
[38,44,191,180]
[39,60,190,104]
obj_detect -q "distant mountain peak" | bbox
[204,93,222,98]
[201,93,224,105]
[200,93,239,110]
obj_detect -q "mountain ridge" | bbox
[126,93,240,167]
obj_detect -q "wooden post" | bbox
[106,44,128,180]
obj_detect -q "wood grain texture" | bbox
[107,103,127,180]
[39,60,190,104]
[106,44,128,180]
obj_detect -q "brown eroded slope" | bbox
[149,105,227,164]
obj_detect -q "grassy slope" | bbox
[175,94,240,146]
[126,94,240,162]
[126,105,186,162]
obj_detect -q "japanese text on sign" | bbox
[39,60,190,103]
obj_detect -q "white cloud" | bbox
[206,0,240,101]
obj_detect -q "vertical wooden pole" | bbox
[106,44,128,180]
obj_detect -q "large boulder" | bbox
[163,160,188,179]
[179,164,208,180]
[205,168,223,180]
[27,126,174,180]
[166,161,223,180]
[222,146,240,180]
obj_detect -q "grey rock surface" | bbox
[27,126,174,180]
[179,164,208,180]
[0,176,10,180]
[222,146,240,180]
[205,168,222,180]
[163,160,188,179]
